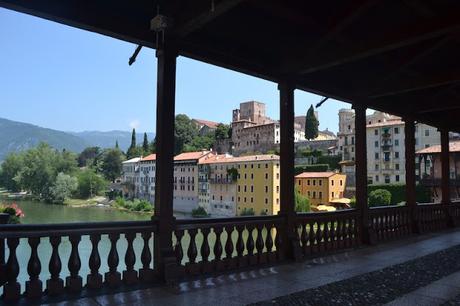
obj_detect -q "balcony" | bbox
[381,141,392,151]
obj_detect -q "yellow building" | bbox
[200,154,280,216]
[295,172,346,207]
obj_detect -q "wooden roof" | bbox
[2,1,460,130]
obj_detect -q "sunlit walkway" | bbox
[35,229,460,306]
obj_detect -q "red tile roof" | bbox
[141,154,156,161]
[174,151,213,161]
[416,141,460,154]
[199,154,279,164]
[366,120,404,128]
[193,119,220,129]
[295,172,337,178]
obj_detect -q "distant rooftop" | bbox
[366,120,404,128]
[416,141,460,154]
[122,157,141,164]
[295,172,338,178]
[192,119,220,129]
[141,154,157,161]
[174,151,213,161]
[200,154,279,164]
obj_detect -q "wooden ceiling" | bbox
[2,0,460,130]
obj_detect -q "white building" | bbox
[338,109,440,185]
[121,157,141,198]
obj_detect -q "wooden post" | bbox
[353,104,373,244]
[404,118,419,233]
[440,128,454,226]
[278,80,301,261]
[153,32,180,283]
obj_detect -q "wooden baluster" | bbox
[316,222,323,253]
[105,233,121,287]
[66,235,82,293]
[329,219,336,251]
[265,223,275,262]
[139,231,153,282]
[123,232,138,285]
[323,221,330,251]
[308,222,316,253]
[187,229,198,265]
[87,234,102,289]
[345,219,352,247]
[255,224,265,263]
[174,230,184,266]
[26,237,42,299]
[274,223,283,261]
[235,225,245,267]
[47,236,64,296]
[201,228,211,263]
[4,238,20,301]
[213,227,223,270]
[246,225,256,265]
[224,225,235,269]
[300,223,308,255]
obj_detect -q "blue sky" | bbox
[0,8,350,134]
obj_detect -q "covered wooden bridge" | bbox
[1,0,460,304]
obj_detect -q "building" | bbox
[138,154,156,202]
[232,101,274,125]
[173,151,215,212]
[192,119,220,136]
[338,108,440,185]
[295,172,347,208]
[417,141,460,202]
[199,154,280,217]
[121,157,141,198]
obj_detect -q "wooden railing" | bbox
[418,203,450,233]
[0,220,157,302]
[174,215,284,276]
[369,206,411,242]
[296,209,360,257]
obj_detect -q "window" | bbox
[298,180,301,186]
[265,173,268,179]
[307,191,311,197]
[394,127,399,134]
[331,180,334,186]
[395,139,399,146]
[425,129,430,136]
[332,191,334,198]
[395,175,400,182]
[375,175,379,182]
[251,186,254,192]
[265,198,268,204]
[265,163,268,168]
[374,141,378,148]
[375,152,379,159]
[351,137,355,145]
[385,175,390,184]
[251,173,254,179]
[319,191,322,199]
[244,186,247,192]
[276,186,279,193]
[395,152,400,159]
[340,180,343,186]
[307,180,310,186]
[319,180,322,186]
[238,185,240,192]
[276,173,280,179]
[395,163,400,170]
[251,197,254,203]
[375,164,379,170]
[265,186,268,192]
[312,191,316,198]
[313,180,316,186]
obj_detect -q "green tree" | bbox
[174,114,198,154]
[215,123,231,140]
[149,137,157,154]
[55,150,78,174]
[295,186,311,212]
[100,148,125,182]
[127,128,138,159]
[50,172,78,204]
[368,189,392,207]
[142,132,149,153]
[0,153,24,192]
[240,208,255,216]
[76,169,108,199]
[305,104,319,140]
[115,140,119,149]
[77,147,101,167]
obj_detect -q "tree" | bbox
[368,189,392,207]
[100,148,125,182]
[215,123,231,140]
[240,208,255,216]
[295,187,311,212]
[305,104,319,140]
[149,137,157,154]
[115,140,119,149]
[49,173,78,204]
[174,114,199,154]
[76,169,108,199]
[77,147,101,167]
[127,128,138,159]
[142,132,149,153]
[0,153,24,192]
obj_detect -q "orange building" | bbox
[295,172,347,207]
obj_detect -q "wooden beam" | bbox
[368,69,460,99]
[174,0,244,38]
[285,12,460,75]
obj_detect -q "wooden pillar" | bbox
[440,128,450,204]
[153,33,179,283]
[404,118,419,233]
[440,128,454,227]
[353,104,373,244]
[278,80,301,261]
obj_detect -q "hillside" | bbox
[0,118,155,161]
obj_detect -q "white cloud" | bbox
[129,119,140,130]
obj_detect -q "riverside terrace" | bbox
[2,0,460,304]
